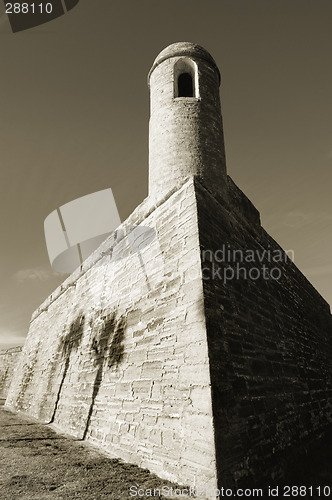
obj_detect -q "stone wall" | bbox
[196,178,332,489]
[6,179,218,492]
[5,175,332,495]
[0,346,22,398]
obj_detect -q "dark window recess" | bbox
[178,73,194,97]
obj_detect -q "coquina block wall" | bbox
[6,43,332,495]
[196,177,332,489]
[6,179,219,491]
[0,346,22,398]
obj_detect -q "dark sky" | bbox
[0,1,331,349]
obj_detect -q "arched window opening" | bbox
[178,73,194,97]
[174,58,198,98]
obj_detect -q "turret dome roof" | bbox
[148,42,220,84]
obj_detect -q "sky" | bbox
[0,1,331,349]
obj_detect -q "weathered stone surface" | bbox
[0,347,22,398]
[6,179,217,493]
[196,178,332,489]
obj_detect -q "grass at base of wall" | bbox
[0,400,193,500]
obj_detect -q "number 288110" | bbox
[5,3,53,14]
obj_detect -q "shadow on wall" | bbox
[82,312,126,440]
[0,367,9,400]
[48,313,86,424]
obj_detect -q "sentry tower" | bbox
[148,42,227,201]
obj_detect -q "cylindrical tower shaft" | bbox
[148,42,227,201]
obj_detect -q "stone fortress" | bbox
[3,43,332,496]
